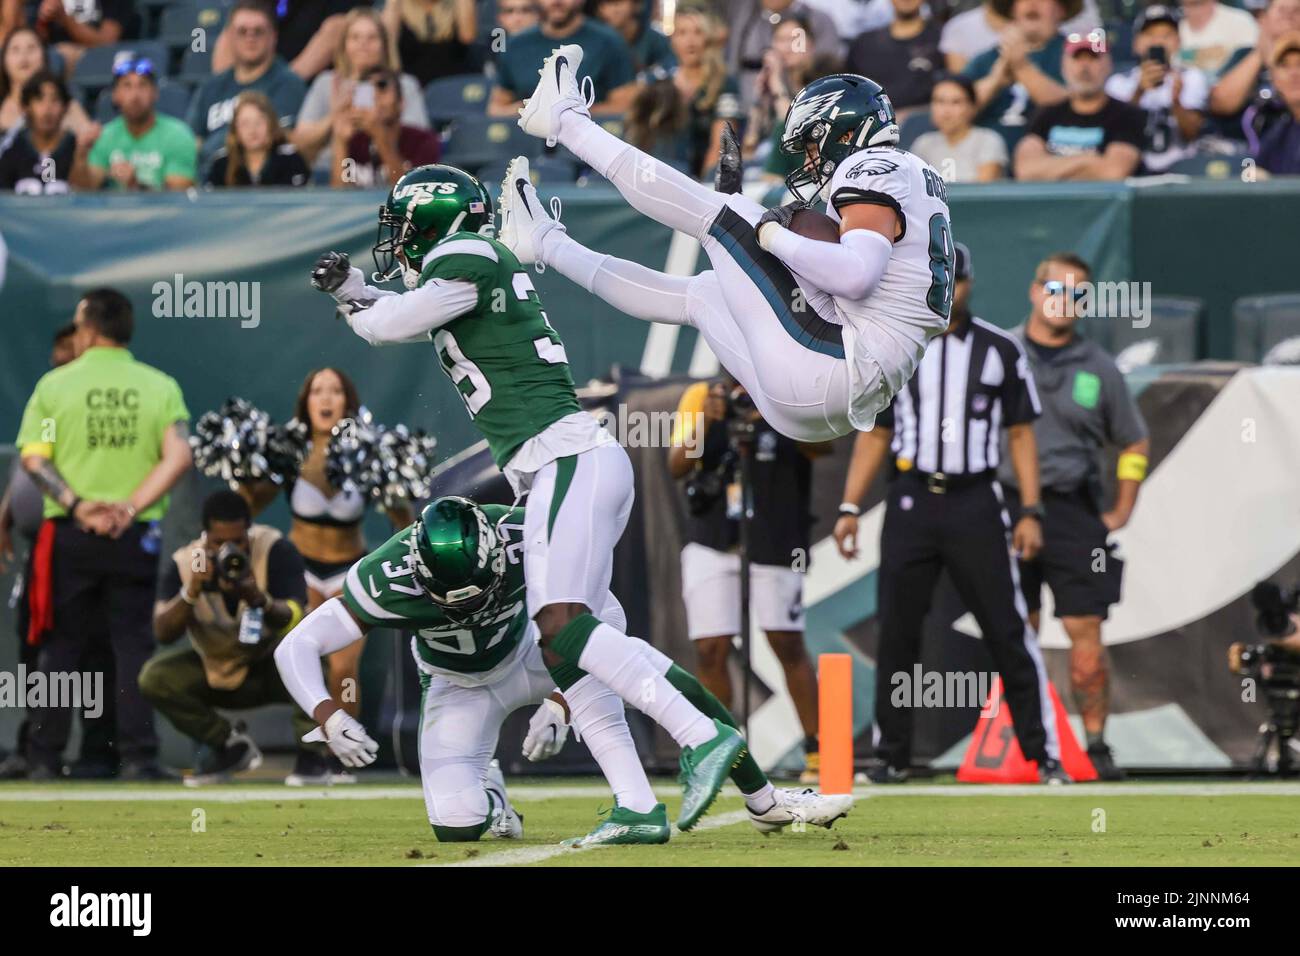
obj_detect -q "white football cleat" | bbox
[484,759,524,839]
[748,788,855,834]
[498,156,565,268]
[517,43,593,146]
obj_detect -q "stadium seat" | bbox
[177,45,214,84]
[529,152,578,184]
[157,2,228,52]
[72,41,170,93]
[440,115,541,173]
[1167,152,1245,179]
[1232,293,1300,364]
[1099,296,1204,369]
[424,74,492,127]
[899,111,935,149]
[94,79,194,124]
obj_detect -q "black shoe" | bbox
[714,121,742,195]
[285,749,332,787]
[1087,742,1127,781]
[1038,757,1072,785]
[185,724,263,786]
[67,758,119,780]
[866,762,909,784]
[0,753,30,780]
[119,761,178,782]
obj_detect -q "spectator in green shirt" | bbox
[962,0,1074,151]
[488,0,637,115]
[16,288,193,780]
[73,58,197,191]
[187,0,308,170]
[595,0,676,75]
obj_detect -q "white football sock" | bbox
[543,232,695,327]
[742,782,777,815]
[564,675,658,814]
[578,623,716,749]
[558,111,724,241]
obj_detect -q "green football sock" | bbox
[665,664,768,794]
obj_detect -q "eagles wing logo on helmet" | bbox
[785,89,845,145]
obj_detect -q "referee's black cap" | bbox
[954,241,973,281]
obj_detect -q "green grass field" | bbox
[2,779,1298,867]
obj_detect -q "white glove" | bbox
[302,709,379,768]
[522,697,569,762]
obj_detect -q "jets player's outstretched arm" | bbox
[274,598,368,721]
[756,203,897,302]
[320,262,480,345]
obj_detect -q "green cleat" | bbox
[677,719,748,832]
[562,803,671,848]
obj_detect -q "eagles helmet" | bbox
[407,496,506,622]
[374,164,493,289]
[780,74,899,205]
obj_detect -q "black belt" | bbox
[897,468,996,495]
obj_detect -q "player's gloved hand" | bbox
[302,709,379,768]
[311,251,353,294]
[522,696,570,762]
[756,201,801,251]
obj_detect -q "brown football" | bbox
[789,207,841,243]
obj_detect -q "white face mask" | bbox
[402,265,420,290]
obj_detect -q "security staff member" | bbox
[670,375,826,783]
[143,490,313,786]
[999,252,1149,781]
[834,244,1067,785]
[15,288,193,779]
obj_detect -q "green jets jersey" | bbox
[422,233,581,468]
[341,504,529,674]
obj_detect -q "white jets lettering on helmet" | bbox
[393,181,460,205]
[473,507,497,570]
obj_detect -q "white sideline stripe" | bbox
[3,782,1300,803]
[425,809,752,868]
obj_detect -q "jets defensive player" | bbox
[311,165,748,833]
[275,495,853,845]
[507,46,955,440]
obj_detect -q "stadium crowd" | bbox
[2,0,1300,193]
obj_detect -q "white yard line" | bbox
[426,810,753,868]
[2,781,1300,803]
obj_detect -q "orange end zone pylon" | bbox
[818,653,854,794]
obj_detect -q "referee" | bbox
[998,252,1149,781]
[15,288,193,779]
[833,244,1066,784]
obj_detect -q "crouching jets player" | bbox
[275,495,853,845]
[507,45,954,441]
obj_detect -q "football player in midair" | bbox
[275,495,854,845]
[504,45,955,442]
[311,165,785,835]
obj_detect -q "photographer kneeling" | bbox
[670,375,828,782]
[141,490,314,785]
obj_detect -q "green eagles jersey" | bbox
[342,504,529,674]
[422,232,581,467]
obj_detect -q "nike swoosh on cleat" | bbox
[516,178,535,215]
[554,55,567,88]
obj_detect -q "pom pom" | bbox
[325,407,438,512]
[189,398,306,488]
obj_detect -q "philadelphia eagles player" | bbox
[507,46,954,441]
[275,495,853,844]
[311,164,750,833]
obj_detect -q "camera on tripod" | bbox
[1231,580,1300,776]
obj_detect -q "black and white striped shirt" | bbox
[877,315,1041,475]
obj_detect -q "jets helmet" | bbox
[374,164,493,288]
[779,74,899,205]
[407,496,507,622]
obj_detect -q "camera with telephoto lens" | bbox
[683,384,759,515]
[215,542,251,583]
[1235,581,1300,775]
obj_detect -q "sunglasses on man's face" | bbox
[1043,280,1087,300]
[112,57,156,78]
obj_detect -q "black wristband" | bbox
[1020,503,1045,521]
